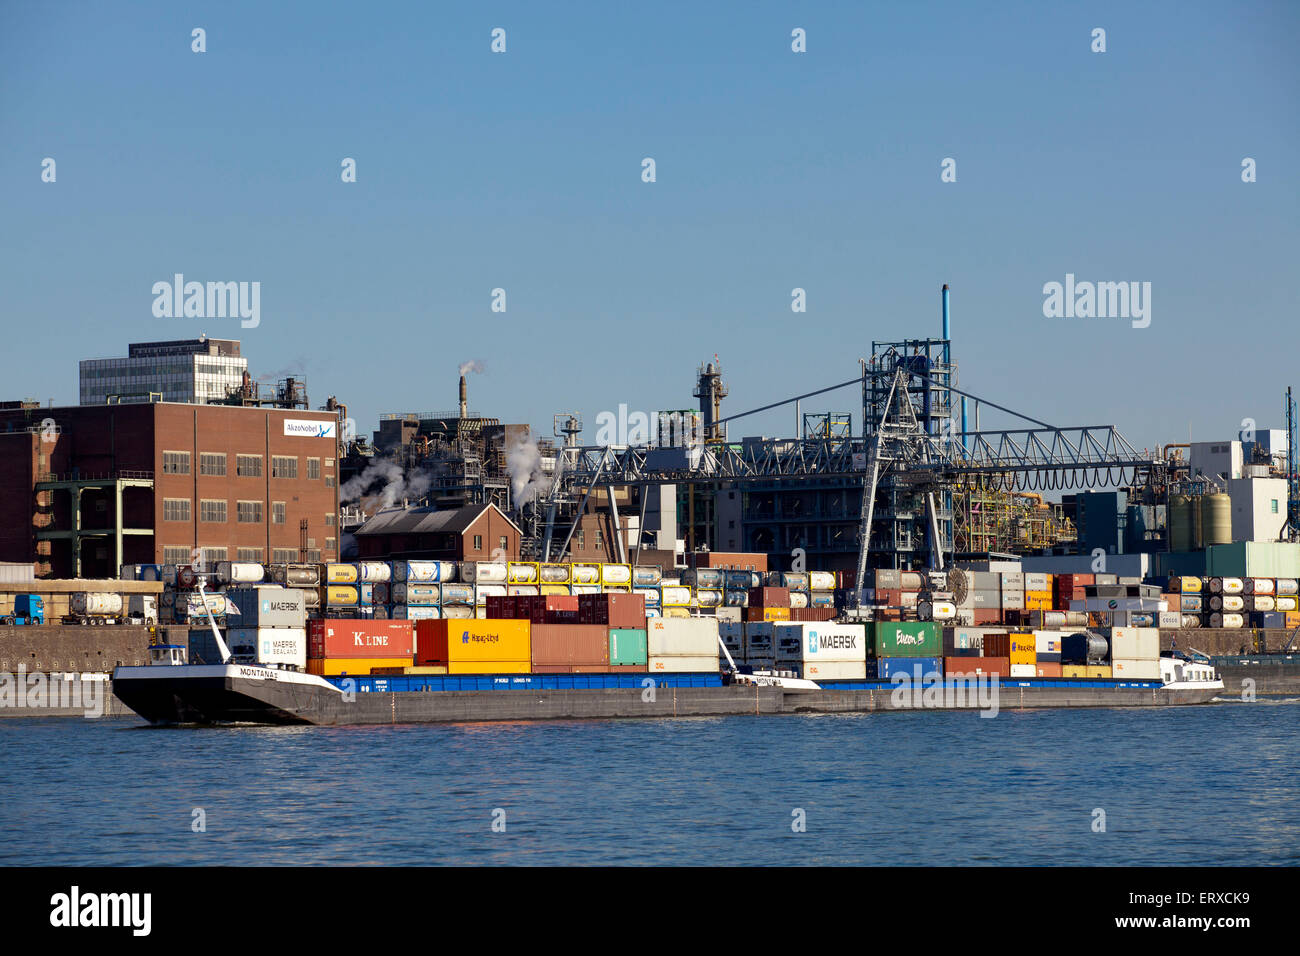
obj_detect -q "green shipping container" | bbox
[873,622,940,658]
[608,628,648,666]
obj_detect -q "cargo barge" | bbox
[110,655,1223,726]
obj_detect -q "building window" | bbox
[200,453,227,476]
[163,498,191,522]
[163,451,191,475]
[325,458,335,467]
[325,537,336,552]
[237,501,263,524]
[577,530,585,549]
[306,549,321,563]
[272,548,297,563]
[272,502,286,525]
[200,547,227,566]
[237,455,262,477]
[1272,499,1279,514]
[499,535,508,554]
[307,458,321,480]
[325,476,336,488]
[272,456,298,479]
[200,499,227,523]
[163,546,191,564]
[325,513,336,526]
[237,547,263,562]
[473,535,482,551]
[595,529,603,548]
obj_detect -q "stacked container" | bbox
[306,619,414,675]
[646,618,720,673]
[773,622,868,680]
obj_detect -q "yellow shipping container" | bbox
[762,607,792,622]
[540,584,571,596]
[443,619,532,663]
[1009,633,1037,665]
[1086,665,1112,679]
[663,607,691,619]
[1025,596,1053,611]
[308,657,411,676]
[447,660,530,675]
[1061,664,1089,678]
[404,665,448,675]
[1286,611,1300,629]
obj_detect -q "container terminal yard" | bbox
[2,289,1296,721]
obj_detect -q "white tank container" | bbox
[355,562,392,583]
[70,592,123,616]
[808,571,836,591]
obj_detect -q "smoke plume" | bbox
[458,359,486,376]
[340,459,433,508]
[507,436,552,508]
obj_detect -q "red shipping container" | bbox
[747,586,791,608]
[530,624,610,667]
[972,609,1001,625]
[545,595,579,613]
[1036,663,1063,678]
[943,656,1009,677]
[790,607,836,622]
[982,633,1011,658]
[577,593,645,628]
[307,620,415,659]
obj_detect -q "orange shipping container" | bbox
[307,657,412,676]
[1036,662,1063,678]
[530,624,610,667]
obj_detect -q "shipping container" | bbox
[570,563,602,585]
[942,656,1007,677]
[216,561,264,584]
[355,562,392,583]
[308,657,414,676]
[1108,627,1159,660]
[1009,664,1037,678]
[538,563,571,584]
[803,660,868,681]
[414,619,531,665]
[648,656,719,673]
[1111,658,1161,680]
[227,627,307,669]
[773,623,868,662]
[226,585,307,629]
[390,605,441,620]
[873,622,940,658]
[647,618,719,657]
[307,620,415,659]
[877,657,943,680]
[632,566,662,587]
[529,624,610,667]
[391,582,441,606]
[609,628,649,666]
[1085,664,1112,678]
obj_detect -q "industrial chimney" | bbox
[459,375,468,418]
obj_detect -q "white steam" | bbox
[507,436,551,508]
[340,459,433,508]
[458,359,486,376]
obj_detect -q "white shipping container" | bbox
[648,655,720,673]
[355,562,392,583]
[226,586,306,628]
[227,627,307,669]
[1009,664,1037,678]
[647,618,720,657]
[803,660,868,681]
[1111,658,1161,680]
[1109,627,1159,660]
[1033,630,1063,655]
[744,622,776,657]
[773,623,867,663]
[1024,573,1050,591]
[507,585,540,596]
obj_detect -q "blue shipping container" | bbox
[877,657,943,681]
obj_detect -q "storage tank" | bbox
[601,564,633,586]
[392,561,456,583]
[632,566,662,586]
[217,562,264,584]
[461,562,507,584]
[539,563,571,584]
[355,562,392,583]
[438,583,475,606]
[507,562,539,584]
[695,589,724,608]
[1199,493,1232,547]
[269,565,321,587]
[1061,631,1109,664]
[1168,495,1193,552]
[789,591,809,609]
[808,571,836,591]
[70,592,124,616]
[325,563,359,584]
[570,564,601,585]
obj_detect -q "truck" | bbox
[1,594,45,625]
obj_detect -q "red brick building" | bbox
[353,503,521,561]
[0,402,341,577]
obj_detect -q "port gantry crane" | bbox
[524,346,1164,592]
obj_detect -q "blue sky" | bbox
[2,1,1297,453]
